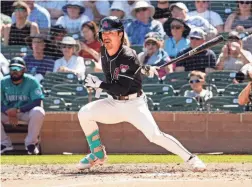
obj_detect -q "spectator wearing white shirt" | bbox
[0,53,9,79]
[188,0,223,33]
[36,0,67,25]
[56,1,89,35]
[54,36,86,80]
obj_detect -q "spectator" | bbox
[175,28,216,72]
[79,21,101,62]
[188,0,224,33]
[46,25,67,60]
[1,57,45,155]
[12,0,51,34]
[234,63,252,83]
[36,0,66,25]
[225,1,252,32]
[138,32,172,79]
[0,53,10,79]
[4,1,39,46]
[243,34,252,53]
[185,70,213,103]
[153,0,172,24]
[56,1,89,35]
[170,2,217,39]
[126,1,165,45]
[24,34,54,82]
[216,31,252,71]
[238,78,252,106]
[164,18,190,59]
[110,1,126,20]
[54,36,86,80]
[81,0,110,22]
[1,0,15,17]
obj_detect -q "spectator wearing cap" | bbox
[23,34,54,82]
[125,1,165,45]
[82,0,110,22]
[164,18,190,59]
[56,1,90,35]
[54,36,86,80]
[138,32,172,78]
[188,0,224,33]
[36,0,66,25]
[170,2,217,39]
[153,0,172,24]
[4,1,39,46]
[1,57,45,155]
[216,31,252,71]
[79,21,101,62]
[175,28,216,73]
[12,0,51,34]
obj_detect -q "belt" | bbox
[112,91,142,100]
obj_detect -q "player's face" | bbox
[189,75,203,90]
[10,67,25,82]
[195,0,209,13]
[102,31,123,50]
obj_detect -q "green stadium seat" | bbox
[204,96,244,113]
[146,97,155,111]
[131,45,143,54]
[1,45,32,60]
[142,76,161,84]
[179,84,218,96]
[159,96,200,111]
[164,72,190,90]
[84,58,96,73]
[205,70,237,90]
[43,97,67,111]
[50,84,88,103]
[222,83,248,96]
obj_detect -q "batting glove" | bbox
[141,65,159,78]
[84,74,102,88]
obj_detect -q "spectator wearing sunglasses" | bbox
[54,36,86,80]
[164,18,190,59]
[216,31,252,71]
[175,28,216,73]
[125,1,165,45]
[138,32,172,79]
[153,0,172,24]
[184,71,213,103]
[225,1,252,33]
[188,0,224,33]
[3,1,39,46]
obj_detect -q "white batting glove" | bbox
[141,65,159,78]
[84,74,102,88]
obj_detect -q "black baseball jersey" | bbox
[99,45,142,96]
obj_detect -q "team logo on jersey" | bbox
[120,64,129,73]
[35,88,42,96]
[113,67,120,80]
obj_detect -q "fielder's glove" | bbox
[84,74,102,88]
[141,65,159,78]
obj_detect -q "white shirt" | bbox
[56,14,89,34]
[188,10,223,27]
[184,89,213,101]
[0,53,9,79]
[83,0,110,21]
[53,55,86,80]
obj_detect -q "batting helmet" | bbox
[98,16,124,42]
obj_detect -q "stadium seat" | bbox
[179,84,218,96]
[164,72,190,90]
[50,84,88,103]
[131,45,143,54]
[1,45,32,60]
[142,76,161,84]
[222,83,248,96]
[205,70,237,90]
[43,97,67,111]
[204,96,244,113]
[159,96,200,111]
[84,58,96,73]
[146,97,155,111]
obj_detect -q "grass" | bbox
[1,154,252,165]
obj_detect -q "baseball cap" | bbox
[170,2,188,13]
[9,57,26,71]
[145,32,163,43]
[228,31,241,40]
[189,28,206,40]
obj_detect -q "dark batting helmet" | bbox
[98,16,124,42]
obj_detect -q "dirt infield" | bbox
[2,163,252,187]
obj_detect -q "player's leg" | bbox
[77,98,123,169]
[19,106,45,154]
[1,113,13,153]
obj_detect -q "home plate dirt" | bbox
[1,163,252,187]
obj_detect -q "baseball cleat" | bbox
[187,155,206,172]
[1,145,14,154]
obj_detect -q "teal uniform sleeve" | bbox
[29,79,44,101]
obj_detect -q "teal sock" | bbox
[86,130,104,159]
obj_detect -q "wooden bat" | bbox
[159,35,224,68]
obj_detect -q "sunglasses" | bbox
[10,66,23,71]
[14,7,26,12]
[62,44,74,49]
[171,25,183,30]
[190,37,202,40]
[111,9,122,11]
[189,79,201,84]
[239,1,251,4]
[135,7,148,13]
[146,41,157,46]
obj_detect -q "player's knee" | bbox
[30,107,45,118]
[148,131,163,144]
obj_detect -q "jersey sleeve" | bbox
[29,79,44,101]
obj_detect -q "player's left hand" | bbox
[141,65,159,78]
[85,74,102,88]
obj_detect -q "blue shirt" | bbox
[164,37,190,58]
[12,4,51,29]
[126,19,165,45]
[23,55,54,76]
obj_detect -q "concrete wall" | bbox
[40,112,252,154]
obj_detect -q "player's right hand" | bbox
[141,65,159,78]
[84,74,102,88]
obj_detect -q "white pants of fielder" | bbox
[78,95,192,161]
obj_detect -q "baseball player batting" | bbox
[77,16,206,172]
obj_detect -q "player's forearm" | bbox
[20,99,42,113]
[238,82,251,105]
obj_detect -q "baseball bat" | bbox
[159,35,224,68]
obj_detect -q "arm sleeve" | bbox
[53,60,60,72]
[20,99,42,113]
